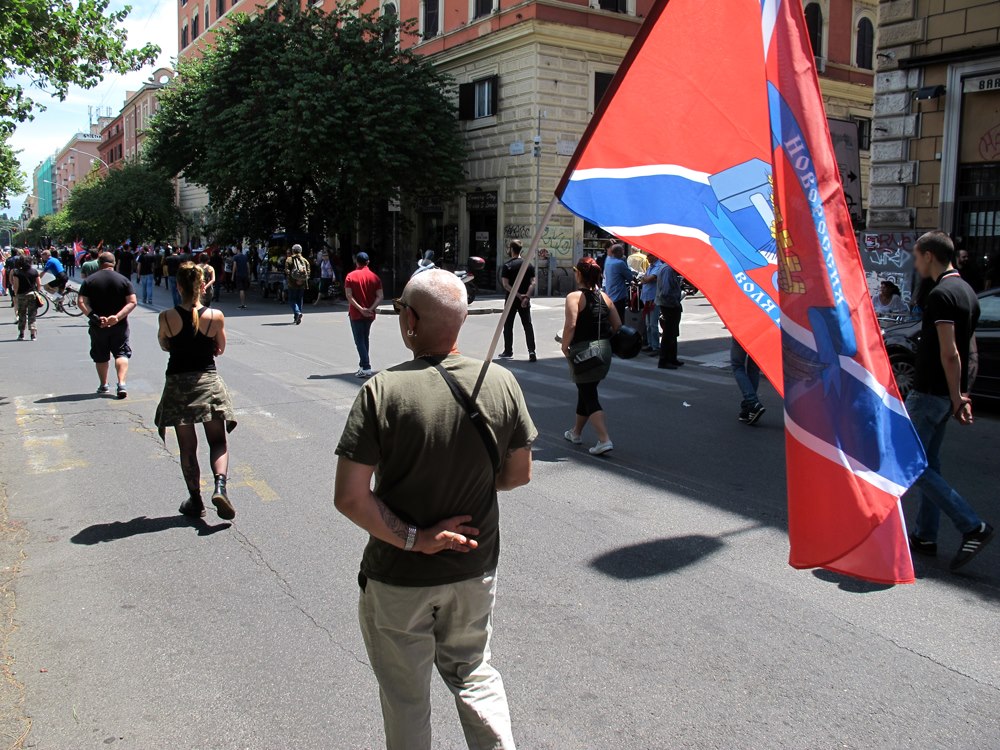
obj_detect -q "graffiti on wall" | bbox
[503,224,532,240]
[861,232,918,302]
[501,224,573,260]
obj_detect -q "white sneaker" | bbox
[589,440,614,456]
[354,368,367,378]
[360,369,375,378]
[564,430,582,445]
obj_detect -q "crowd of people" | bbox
[2,228,994,750]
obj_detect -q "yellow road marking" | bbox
[230,465,280,503]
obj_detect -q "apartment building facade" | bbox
[51,132,102,213]
[175,0,878,286]
[868,0,1000,279]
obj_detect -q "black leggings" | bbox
[576,382,602,417]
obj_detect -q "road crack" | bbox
[229,529,369,668]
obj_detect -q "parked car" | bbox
[881,288,1000,401]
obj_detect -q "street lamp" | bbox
[66,147,110,170]
[43,179,70,194]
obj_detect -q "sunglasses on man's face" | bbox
[393,297,420,320]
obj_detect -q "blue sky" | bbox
[6,0,178,220]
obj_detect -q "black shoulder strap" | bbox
[424,357,501,475]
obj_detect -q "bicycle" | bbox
[36,283,83,318]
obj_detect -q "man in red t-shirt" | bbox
[344,252,384,377]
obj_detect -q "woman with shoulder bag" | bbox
[154,262,238,520]
[561,256,621,455]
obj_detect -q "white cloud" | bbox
[6,0,178,216]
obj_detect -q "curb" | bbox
[375,305,503,316]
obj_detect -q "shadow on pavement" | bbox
[308,373,370,385]
[811,569,895,593]
[71,515,232,545]
[35,393,101,404]
[591,534,725,579]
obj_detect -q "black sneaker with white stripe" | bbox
[950,522,994,571]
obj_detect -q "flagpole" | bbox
[471,196,561,401]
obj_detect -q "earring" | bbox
[406,330,416,337]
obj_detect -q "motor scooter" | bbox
[412,251,484,304]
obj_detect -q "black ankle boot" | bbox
[179,494,206,518]
[212,474,235,520]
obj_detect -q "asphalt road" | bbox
[0,282,997,749]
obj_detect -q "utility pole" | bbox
[533,109,550,295]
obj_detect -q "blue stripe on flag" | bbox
[561,174,720,234]
[783,335,926,489]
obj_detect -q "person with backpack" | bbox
[284,244,311,325]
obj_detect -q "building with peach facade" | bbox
[175,0,878,287]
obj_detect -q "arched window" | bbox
[181,23,189,49]
[804,3,823,58]
[382,2,397,47]
[192,10,200,39]
[855,17,874,69]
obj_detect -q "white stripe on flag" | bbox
[603,223,712,243]
[784,412,909,497]
[569,164,712,184]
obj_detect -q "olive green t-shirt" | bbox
[336,354,537,587]
[80,259,100,279]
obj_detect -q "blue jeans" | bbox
[903,391,982,541]
[730,338,761,408]
[288,287,304,317]
[140,274,154,302]
[350,317,373,370]
[167,276,181,306]
[643,302,659,350]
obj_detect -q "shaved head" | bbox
[401,270,468,351]
[405,269,467,320]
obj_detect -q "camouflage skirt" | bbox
[154,370,237,441]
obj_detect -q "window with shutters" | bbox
[855,17,874,70]
[598,0,626,12]
[804,3,822,58]
[855,117,871,151]
[473,0,492,20]
[458,76,498,120]
[594,71,614,111]
[422,0,440,38]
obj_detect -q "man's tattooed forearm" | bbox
[375,496,408,542]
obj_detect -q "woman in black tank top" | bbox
[560,256,622,456]
[154,262,238,521]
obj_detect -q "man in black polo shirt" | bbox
[115,243,136,280]
[496,240,537,361]
[78,252,137,399]
[904,231,993,571]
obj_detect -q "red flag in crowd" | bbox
[556,0,927,583]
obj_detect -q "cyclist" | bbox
[40,249,69,299]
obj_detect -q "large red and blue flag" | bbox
[556,0,927,583]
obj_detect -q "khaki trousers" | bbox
[358,571,515,750]
[16,293,37,333]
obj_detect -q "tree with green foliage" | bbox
[146,0,465,247]
[64,161,179,245]
[0,0,160,205]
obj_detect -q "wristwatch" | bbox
[404,525,417,551]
